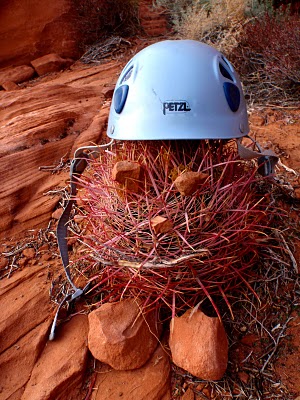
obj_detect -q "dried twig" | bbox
[260,316,293,373]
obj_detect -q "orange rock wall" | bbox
[0,0,81,68]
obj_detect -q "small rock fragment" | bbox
[18,257,29,267]
[51,207,63,220]
[151,215,173,234]
[88,298,161,370]
[238,371,249,384]
[2,81,20,91]
[112,160,141,192]
[0,65,35,85]
[181,387,195,400]
[169,308,228,380]
[31,53,73,76]
[102,85,115,99]
[294,187,300,200]
[195,383,212,398]
[38,244,49,252]
[174,171,209,196]
[249,114,265,126]
[40,253,52,262]
[0,256,7,269]
[22,247,36,258]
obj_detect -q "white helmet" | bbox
[107,39,249,140]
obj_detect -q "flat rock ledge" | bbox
[92,342,171,400]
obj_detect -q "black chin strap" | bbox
[49,141,114,340]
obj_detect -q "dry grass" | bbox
[177,0,246,41]
[155,0,247,53]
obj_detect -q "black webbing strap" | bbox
[237,137,278,176]
[49,141,114,340]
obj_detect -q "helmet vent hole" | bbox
[120,66,133,84]
[223,82,240,112]
[219,63,234,81]
[114,85,129,114]
[221,56,234,71]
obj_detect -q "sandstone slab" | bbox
[88,298,161,370]
[0,318,51,400]
[0,65,35,85]
[21,315,89,400]
[1,81,20,91]
[0,264,52,354]
[93,342,171,400]
[31,53,73,76]
[0,0,81,68]
[0,76,110,240]
[169,309,228,380]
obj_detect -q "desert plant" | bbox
[69,140,282,319]
[230,13,300,104]
[73,0,140,49]
[155,0,247,54]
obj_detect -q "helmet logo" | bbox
[163,101,191,115]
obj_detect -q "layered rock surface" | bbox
[0,0,80,68]
[0,61,122,240]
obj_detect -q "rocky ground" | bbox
[0,2,300,399]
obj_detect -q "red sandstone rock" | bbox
[151,215,173,234]
[0,256,8,269]
[88,298,161,370]
[169,309,228,380]
[22,247,36,258]
[0,319,51,400]
[31,53,73,76]
[0,0,81,69]
[294,187,300,199]
[112,160,141,192]
[181,387,195,400]
[139,1,169,36]
[249,114,265,127]
[70,102,111,155]
[101,85,115,99]
[2,81,20,91]
[93,342,171,400]
[0,65,35,85]
[174,171,209,196]
[0,61,121,240]
[0,264,52,354]
[21,315,89,400]
[51,207,64,220]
